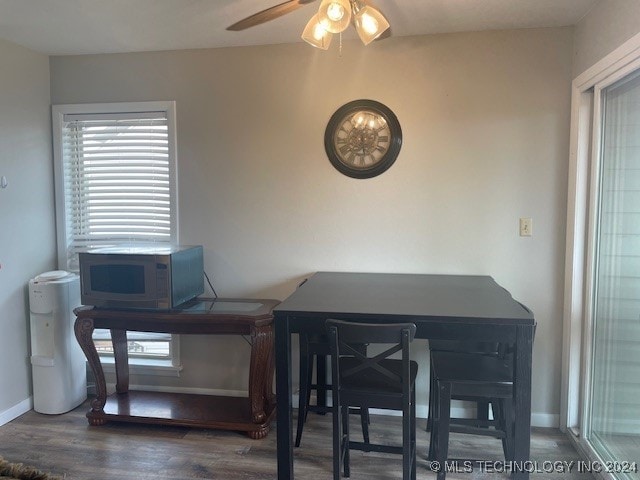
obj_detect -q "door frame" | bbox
[562,29,640,474]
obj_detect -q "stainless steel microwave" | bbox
[79,245,204,309]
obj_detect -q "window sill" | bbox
[97,357,183,377]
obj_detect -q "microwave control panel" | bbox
[156,263,169,299]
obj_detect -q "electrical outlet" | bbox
[519,218,532,237]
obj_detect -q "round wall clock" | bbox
[324,99,402,179]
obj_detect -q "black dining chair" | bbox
[295,333,370,447]
[428,348,515,480]
[426,340,503,433]
[327,319,418,480]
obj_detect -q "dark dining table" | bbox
[273,271,535,480]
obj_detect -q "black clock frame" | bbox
[324,99,402,179]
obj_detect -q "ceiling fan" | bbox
[227,0,317,31]
[227,0,391,50]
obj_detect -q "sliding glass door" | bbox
[588,69,640,480]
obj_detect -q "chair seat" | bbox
[339,358,418,394]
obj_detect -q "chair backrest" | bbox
[429,302,535,358]
[326,319,416,393]
[429,340,500,355]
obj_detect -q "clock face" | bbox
[325,100,402,179]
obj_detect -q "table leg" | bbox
[111,329,129,394]
[275,315,293,480]
[512,325,534,479]
[74,316,108,425]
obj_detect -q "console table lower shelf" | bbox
[87,391,276,439]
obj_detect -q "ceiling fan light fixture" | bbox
[302,14,333,50]
[317,0,352,33]
[354,4,390,45]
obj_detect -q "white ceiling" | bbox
[0,0,597,56]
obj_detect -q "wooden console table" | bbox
[74,298,279,439]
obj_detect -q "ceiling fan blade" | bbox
[227,0,317,31]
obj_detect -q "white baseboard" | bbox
[368,408,558,428]
[0,397,33,427]
[532,413,560,428]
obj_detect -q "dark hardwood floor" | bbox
[0,401,592,479]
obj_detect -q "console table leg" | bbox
[74,316,108,424]
[111,329,130,394]
[248,424,270,440]
[249,324,272,426]
[266,329,276,410]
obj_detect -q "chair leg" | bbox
[428,381,437,460]
[501,398,515,462]
[411,388,417,480]
[359,408,370,447]
[476,400,490,427]
[305,357,314,420]
[295,338,312,447]
[332,393,342,480]
[426,361,436,432]
[435,381,451,480]
[342,405,351,478]
[402,399,411,480]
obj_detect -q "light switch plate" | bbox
[520,218,532,237]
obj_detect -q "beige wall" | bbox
[50,27,573,424]
[0,38,56,421]
[573,0,640,77]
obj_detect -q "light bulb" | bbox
[354,5,390,45]
[317,0,352,33]
[313,24,327,41]
[360,12,378,35]
[302,14,333,50]
[327,3,345,21]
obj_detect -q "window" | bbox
[52,102,181,373]
[588,70,640,476]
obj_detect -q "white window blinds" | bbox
[60,110,175,271]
